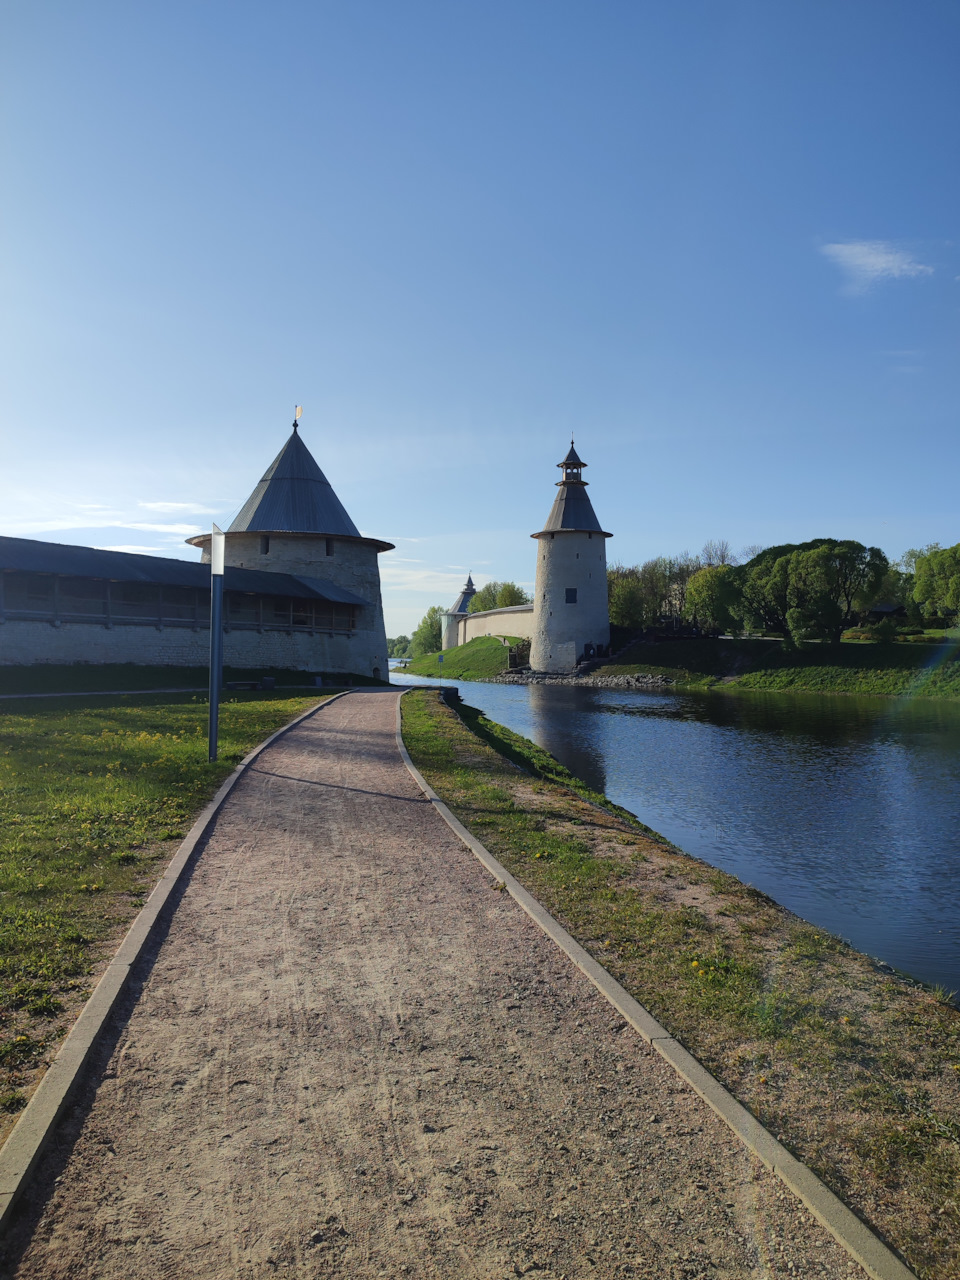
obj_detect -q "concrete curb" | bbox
[0,689,353,1235]
[395,690,917,1280]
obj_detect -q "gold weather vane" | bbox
[293,405,303,431]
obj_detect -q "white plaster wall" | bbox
[530,530,610,672]
[455,605,534,646]
[0,619,383,675]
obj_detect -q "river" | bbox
[390,667,960,993]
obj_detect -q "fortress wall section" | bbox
[530,530,609,673]
[201,533,389,678]
[0,619,380,675]
[456,605,535,646]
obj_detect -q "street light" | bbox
[208,523,225,762]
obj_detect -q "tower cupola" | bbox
[559,441,586,484]
[534,440,611,539]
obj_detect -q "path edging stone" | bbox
[394,689,917,1280]
[0,689,352,1234]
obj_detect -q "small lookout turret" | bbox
[529,441,611,673]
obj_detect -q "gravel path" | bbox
[4,691,865,1279]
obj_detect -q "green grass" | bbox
[600,636,960,698]
[0,664,386,697]
[0,689,325,1114]
[400,689,960,1280]
[402,635,522,680]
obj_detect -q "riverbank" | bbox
[0,690,326,1135]
[400,688,960,1280]
[404,635,960,698]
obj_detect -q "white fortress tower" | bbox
[529,443,612,673]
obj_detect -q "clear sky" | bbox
[2,1,957,636]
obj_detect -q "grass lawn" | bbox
[401,688,960,1280]
[0,664,382,697]
[402,634,521,680]
[0,689,326,1132]
[601,636,960,698]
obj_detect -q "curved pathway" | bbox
[4,692,863,1279]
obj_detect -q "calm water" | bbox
[391,667,960,991]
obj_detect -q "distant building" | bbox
[441,443,611,673]
[441,574,477,650]
[0,421,393,679]
[529,443,611,672]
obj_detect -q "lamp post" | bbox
[208,523,225,762]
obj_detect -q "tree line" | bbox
[391,541,959,659]
[611,539,959,644]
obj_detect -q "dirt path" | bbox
[3,691,865,1279]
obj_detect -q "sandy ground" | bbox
[2,691,866,1279]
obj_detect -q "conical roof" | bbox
[533,444,611,538]
[449,574,477,615]
[559,442,586,469]
[228,427,363,536]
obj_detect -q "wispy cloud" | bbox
[380,563,481,595]
[139,501,220,514]
[821,241,933,294]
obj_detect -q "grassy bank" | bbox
[401,634,520,680]
[601,636,960,698]
[0,689,325,1132]
[0,664,383,697]
[400,688,960,1279]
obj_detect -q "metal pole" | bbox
[208,524,225,762]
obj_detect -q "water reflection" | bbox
[526,684,607,795]
[391,671,960,991]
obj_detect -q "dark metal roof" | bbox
[229,428,363,537]
[0,536,369,606]
[449,574,477,615]
[535,483,611,537]
[559,442,586,469]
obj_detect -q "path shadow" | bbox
[247,765,430,805]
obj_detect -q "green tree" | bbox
[467,581,532,612]
[913,543,960,619]
[411,606,445,657]
[608,555,703,629]
[386,635,411,658]
[607,564,646,629]
[684,564,740,634]
[734,540,887,644]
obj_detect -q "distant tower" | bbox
[529,443,611,673]
[442,574,477,650]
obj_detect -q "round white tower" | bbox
[529,443,611,673]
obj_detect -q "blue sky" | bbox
[2,2,957,635]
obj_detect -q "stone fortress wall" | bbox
[0,424,392,680]
[0,618,363,672]
[194,530,389,679]
[446,604,534,648]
